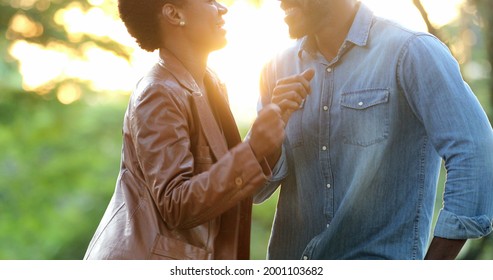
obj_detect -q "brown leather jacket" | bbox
[83,49,271,260]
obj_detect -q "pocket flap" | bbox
[341,89,389,110]
[149,234,211,260]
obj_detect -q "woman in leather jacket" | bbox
[83,0,285,259]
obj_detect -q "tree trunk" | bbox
[412,0,440,38]
[471,0,493,118]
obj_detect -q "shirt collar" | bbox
[298,2,374,58]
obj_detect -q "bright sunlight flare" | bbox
[10,0,466,119]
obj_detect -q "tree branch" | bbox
[412,0,440,38]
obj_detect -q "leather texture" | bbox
[83,49,270,260]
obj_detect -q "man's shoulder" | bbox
[260,40,307,84]
[371,19,406,39]
[271,39,303,61]
[370,16,441,50]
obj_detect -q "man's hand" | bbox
[424,237,466,260]
[271,68,315,123]
[248,103,285,162]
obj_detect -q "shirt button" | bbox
[326,223,330,228]
[323,105,329,111]
[326,67,332,73]
[303,256,308,260]
[358,101,364,106]
[322,146,327,151]
[326,183,331,189]
[234,177,243,186]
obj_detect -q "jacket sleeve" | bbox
[399,34,493,239]
[129,83,270,230]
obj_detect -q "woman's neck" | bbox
[163,41,209,91]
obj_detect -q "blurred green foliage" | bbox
[0,89,127,259]
[0,0,492,260]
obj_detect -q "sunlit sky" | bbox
[10,0,466,124]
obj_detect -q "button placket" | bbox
[321,61,335,225]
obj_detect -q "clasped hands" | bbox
[248,68,315,161]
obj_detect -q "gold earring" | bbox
[179,21,185,26]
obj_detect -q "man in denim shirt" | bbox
[255,0,493,259]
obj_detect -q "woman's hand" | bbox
[248,103,285,162]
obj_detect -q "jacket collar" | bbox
[158,48,202,95]
[157,48,230,160]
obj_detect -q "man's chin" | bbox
[288,27,307,39]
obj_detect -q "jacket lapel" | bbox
[191,93,228,160]
[158,49,228,161]
[204,72,242,149]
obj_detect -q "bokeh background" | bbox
[1,0,492,260]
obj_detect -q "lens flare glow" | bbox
[10,0,466,121]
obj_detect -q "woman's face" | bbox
[181,0,228,52]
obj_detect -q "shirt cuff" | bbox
[268,145,288,182]
[433,209,493,239]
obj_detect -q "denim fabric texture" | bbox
[255,3,493,260]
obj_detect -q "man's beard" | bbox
[287,11,327,39]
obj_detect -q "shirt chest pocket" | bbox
[340,89,390,147]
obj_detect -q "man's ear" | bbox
[161,3,185,26]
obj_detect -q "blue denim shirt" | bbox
[255,3,493,260]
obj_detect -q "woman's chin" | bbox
[210,38,228,52]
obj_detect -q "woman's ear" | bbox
[161,3,185,26]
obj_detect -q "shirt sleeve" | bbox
[398,34,493,239]
[252,63,288,204]
[253,145,288,204]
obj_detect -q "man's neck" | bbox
[314,1,359,61]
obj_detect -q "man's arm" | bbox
[399,34,493,259]
[253,67,315,204]
[424,237,466,260]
